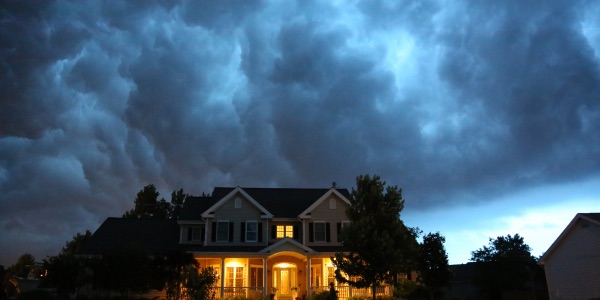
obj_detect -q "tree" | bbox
[123,184,163,218]
[169,188,187,219]
[91,246,155,297]
[470,234,540,300]
[332,174,419,300]
[43,230,92,297]
[417,232,452,300]
[123,184,190,219]
[2,253,36,297]
[181,265,217,300]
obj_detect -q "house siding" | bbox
[210,193,267,246]
[305,195,349,247]
[544,219,600,300]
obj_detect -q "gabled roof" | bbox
[83,217,180,256]
[539,213,600,265]
[259,237,316,254]
[299,188,351,218]
[209,187,351,218]
[202,187,274,218]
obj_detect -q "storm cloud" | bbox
[1,0,599,265]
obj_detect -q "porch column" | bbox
[306,257,311,298]
[263,257,268,298]
[220,258,225,298]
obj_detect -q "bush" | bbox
[309,291,330,300]
[17,289,56,300]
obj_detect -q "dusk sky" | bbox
[1,0,599,267]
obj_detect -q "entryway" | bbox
[273,263,298,300]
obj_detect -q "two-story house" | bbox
[84,187,388,299]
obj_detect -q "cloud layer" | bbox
[1,0,599,265]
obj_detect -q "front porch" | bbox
[195,254,392,300]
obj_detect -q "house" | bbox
[85,187,391,299]
[539,213,600,300]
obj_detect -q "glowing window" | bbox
[276,225,294,238]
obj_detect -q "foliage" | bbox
[123,184,190,219]
[2,253,36,297]
[159,250,199,300]
[43,230,92,296]
[416,232,452,300]
[469,234,539,300]
[90,246,155,296]
[15,289,56,300]
[309,290,330,300]
[181,265,218,300]
[332,174,420,300]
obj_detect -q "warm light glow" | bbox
[225,258,245,267]
[274,262,296,268]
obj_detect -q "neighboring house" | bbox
[539,213,600,300]
[85,187,391,300]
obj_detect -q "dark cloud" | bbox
[1,0,600,265]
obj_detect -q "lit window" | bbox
[226,266,244,287]
[276,225,294,238]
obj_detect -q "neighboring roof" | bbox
[83,217,180,256]
[539,213,600,265]
[210,187,351,218]
[180,195,215,220]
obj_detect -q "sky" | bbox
[1,0,599,267]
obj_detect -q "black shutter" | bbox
[229,222,234,242]
[293,225,299,240]
[258,223,263,242]
[201,225,206,241]
[271,225,277,239]
[309,222,314,242]
[326,222,331,242]
[241,222,246,242]
[211,222,216,242]
[187,227,192,241]
[337,223,341,242]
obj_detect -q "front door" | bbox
[274,268,296,300]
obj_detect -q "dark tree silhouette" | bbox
[417,232,452,300]
[470,234,541,300]
[332,174,419,300]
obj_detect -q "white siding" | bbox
[544,219,600,300]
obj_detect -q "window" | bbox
[226,266,244,287]
[246,221,258,242]
[188,225,205,241]
[217,221,230,242]
[329,198,336,209]
[327,267,335,284]
[235,197,242,208]
[314,222,326,242]
[250,266,263,287]
[276,225,294,238]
